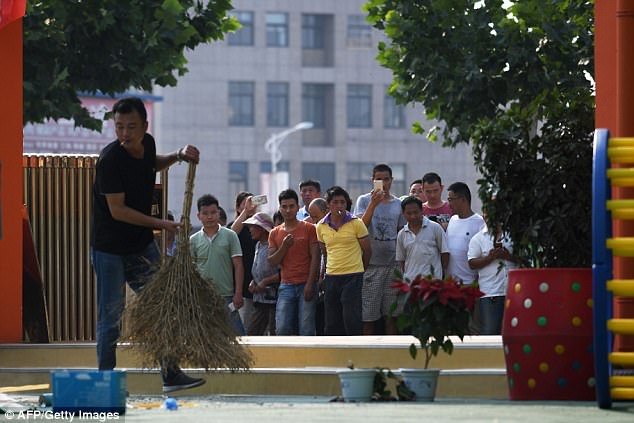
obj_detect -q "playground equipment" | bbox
[592,128,634,409]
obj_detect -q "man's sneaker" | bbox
[162,372,206,393]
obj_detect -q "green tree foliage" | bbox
[24,0,238,131]
[365,0,593,267]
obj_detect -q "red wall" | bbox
[0,18,24,342]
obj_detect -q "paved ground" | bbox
[2,395,634,422]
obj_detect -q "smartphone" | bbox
[251,194,268,206]
[373,180,383,191]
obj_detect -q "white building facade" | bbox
[155,0,480,217]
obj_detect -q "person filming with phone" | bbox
[353,163,405,335]
[467,202,518,335]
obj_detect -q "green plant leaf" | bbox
[409,343,417,360]
[24,0,235,129]
[365,0,593,267]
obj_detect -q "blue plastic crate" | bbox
[51,370,126,414]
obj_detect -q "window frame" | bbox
[228,11,255,46]
[347,84,373,128]
[267,82,290,127]
[346,15,372,48]
[302,14,325,49]
[302,83,327,128]
[266,12,289,47]
[384,88,406,129]
[228,81,255,127]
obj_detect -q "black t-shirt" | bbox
[92,134,157,254]
[227,221,257,299]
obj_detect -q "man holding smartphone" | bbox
[229,192,257,331]
[468,223,516,335]
[353,163,405,335]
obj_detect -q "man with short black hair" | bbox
[268,189,320,335]
[229,192,258,331]
[446,182,484,285]
[353,164,405,335]
[446,182,484,334]
[317,186,371,335]
[422,172,453,230]
[92,96,203,393]
[401,179,426,203]
[297,179,322,220]
[190,194,245,336]
[397,196,449,282]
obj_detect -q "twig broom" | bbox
[123,161,252,370]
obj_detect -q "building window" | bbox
[302,84,326,128]
[347,162,375,203]
[384,88,405,128]
[390,163,407,197]
[259,161,290,174]
[347,84,372,128]
[302,163,335,195]
[228,81,254,126]
[267,82,289,127]
[302,14,325,49]
[266,13,288,47]
[347,15,372,48]
[228,11,254,46]
[347,162,406,201]
[229,161,249,201]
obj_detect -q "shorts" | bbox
[361,263,401,322]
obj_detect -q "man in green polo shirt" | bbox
[190,194,245,335]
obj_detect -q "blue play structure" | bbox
[592,128,634,408]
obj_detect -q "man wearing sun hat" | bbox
[244,212,280,335]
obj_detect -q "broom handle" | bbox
[178,161,197,244]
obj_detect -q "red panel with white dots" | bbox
[502,268,595,400]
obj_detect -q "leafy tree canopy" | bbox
[24,0,238,131]
[365,0,594,267]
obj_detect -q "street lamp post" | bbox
[264,121,313,206]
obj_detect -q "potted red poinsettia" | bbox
[392,273,483,401]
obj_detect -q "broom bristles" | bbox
[122,161,253,370]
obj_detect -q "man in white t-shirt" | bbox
[468,223,517,335]
[446,182,484,284]
[446,182,484,334]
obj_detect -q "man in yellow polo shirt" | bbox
[316,186,371,335]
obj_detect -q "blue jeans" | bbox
[479,296,505,335]
[275,282,316,336]
[223,296,246,336]
[92,242,160,371]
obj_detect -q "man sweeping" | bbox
[91,96,204,392]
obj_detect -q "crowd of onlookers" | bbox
[93,97,515,393]
[187,165,519,337]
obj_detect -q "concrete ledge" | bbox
[0,336,506,369]
[0,367,509,399]
[0,335,503,349]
